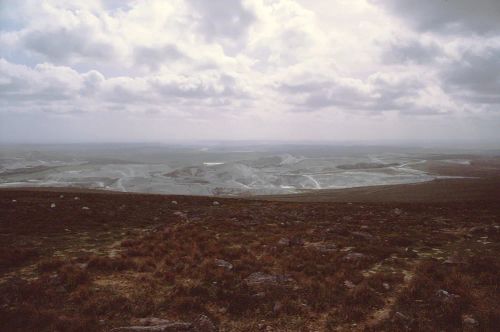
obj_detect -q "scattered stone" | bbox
[135,318,172,326]
[344,280,356,289]
[443,254,465,265]
[343,252,367,262]
[74,196,80,200]
[436,289,460,303]
[110,321,193,331]
[273,301,283,313]
[162,226,172,235]
[277,238,290,246]
[173,211,187,219]
[76,263,88,270]
[215,259,233,271]
[82,206,90,210]
[59,195,64,198]
[394,311,412,323]
[212,201,220,206]
[392,208,403,216]
[50,203,56,208]
[351,231,374,241]
[462,314,478,326]
[289,237,304,246]
[11,199,17,203]
[55,285,66,293]
[244,272,292,288]
[326,225,348,235]
[193,315,216,332]
[382,282,390,290]
[306,242,337,253]
[171,200,178,205]
[253,291,266,299]
[404,247,419,258]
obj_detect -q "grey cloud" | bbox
[0,60,82,103]
[187,0,255,42]
[442,47,500,104]
[134,44,186,70]
[281,75,429,113]
[151,74,242,100]
[373,0,500,34]
[382,39,441,65]
[23,27,115,63]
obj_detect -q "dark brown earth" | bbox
[1,159,499,331]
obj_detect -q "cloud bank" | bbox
[1,0,499,142]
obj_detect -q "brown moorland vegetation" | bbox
[1,172,499,331]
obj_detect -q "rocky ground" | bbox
[1,161,499,331]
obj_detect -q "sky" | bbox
[0,0,499,144]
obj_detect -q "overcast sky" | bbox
[1,0,499,144]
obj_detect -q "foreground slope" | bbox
[1,172,499,331]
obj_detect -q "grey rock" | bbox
[344,280,356,289]
[244,272,292,288]
[436,289,460,303]
[405,247,419,258]
[193,315,216,332]
[462,314,478,326]
[277,238,290,246]
[394,311,412,322]
[307,242,337,253]
[214,259,233,271]
[289,237,304,246]
[351,231,374,241]
[392,208,403,216]
[111,322,193,332]
[273,301,283,313]
[343,252,367,262]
